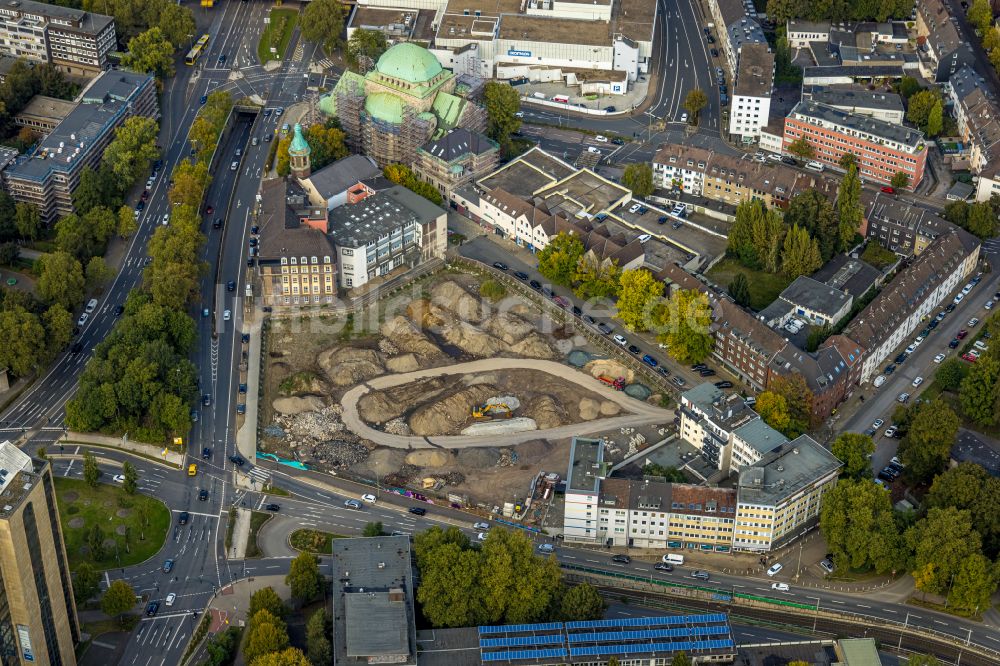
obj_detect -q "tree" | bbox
[83,450,101,488]
[363,521,384,537]
[286,552,322,602]
[117,205,138,239]
[621,164,653,198]
[558,583,605,621]
[781,224,823,277]
[764,373,814,436]
[907,90,940,131]
[728,273,750,306]
[936,358,969,392]
[537,232,584,287]
[249,586,287,620]
[86,523,105,560]
[906,656,941,666]
[121,461,138,495]
[484,81,521,147]
[966,201,997,238]
[37,250,85,310]
[103,116,160,186]
[73,561,100,603]
[250,649,312,666]
[837,163,863,251]
[683,88,708,123]
[968,0,994,34]
[838,152,857,169]
[346,29,388,72]
[306,607,332,666]
[820,478,904,574]
[573,255,620,300]
[301,0,347,53]
[728,199,785,272]
[616,268,663,332]
[890,171,910,190]
[756,391,790,433]
[0,306,45,377]
[787,136,815,159]
[101,580,135,625]
[926,100,943,138]
[959,356,1000,426]
[897,398,958,482]
[670,652,691,666]
[14,202,40,241]
[831,433,875,478]
[642,463,687,481]
[784,189,838,260]
[0,242,18,265]
[655,288,713,363]
[244,609,290,665]
[906,507,982,596]
[304,124,349,170]
[122,28,175,79]
[927,463,1000,558]
[898,76,922,99]
[948,552,996,613]
[275,136,291,177]
[86,256,114,291]
[73,167,118,214]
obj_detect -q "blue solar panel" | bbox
[478,622,563,635]
[568,625,730,643]
[569,638,734,658]
[480,635,565,648]
[566,614,726,631]
[482,648,568,661]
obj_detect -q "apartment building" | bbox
[708,0,766,73]
[915,0,976,82]
[802,85,905,125]
[3,71,156,222]
[845,228,981,383]
[563,437,607,543]
[0,442,79,665]
[0,0,115,76]
[730,418,788,474]
[946,66,1000,182]
[758,276,853,328]
[651,144,838,210]
[733,435,842,552]
[783,100,927,186]
[711,298,786,392]
[729,43,774,140]
[413,128,498,197]
[864,193,957,255]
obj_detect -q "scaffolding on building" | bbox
[362,105,432,167]
[334,76,366,153]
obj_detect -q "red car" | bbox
[957,329,968,339]
[962,352,979,363]
[141,190,149,201]
[205,205,214,215]
[880,186,896,194]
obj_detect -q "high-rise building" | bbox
[0,0,116,76]
[0,442,79,665]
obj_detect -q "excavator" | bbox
[471,403,513,419]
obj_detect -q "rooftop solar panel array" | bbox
[568,625,730,643]
[479,622,563,635]
[569,639,735,657]
[482,648,568,662]
[481,635,566,648]
[565,613,726,630]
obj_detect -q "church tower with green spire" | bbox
[288,123,311,178]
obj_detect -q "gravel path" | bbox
[340,359,673,449]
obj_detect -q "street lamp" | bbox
[807,596,820,633]
[897,611,910,649]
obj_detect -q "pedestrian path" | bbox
[229,507,251,559]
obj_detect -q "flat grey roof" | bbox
[0,0,113,35]
[737,435,843,506]
[790,100,923,148]
[811,254,881,298]
[778,275,851,318]
[805,85,903,112]
[731,418,787,456]
[735,43,774,98]
[566,437,604,494]
[345,592,409,657]
[328,185,443,248]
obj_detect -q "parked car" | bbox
[611,554,631,563]
[714,381,733,389]
[199,489,208,501]
[492,262,508,271]
[473,522,490,530]
[934,353,946,363]
[767,563,783,576]
[897,392,910,402]
[513,271,528,281]
[613,334,628,346]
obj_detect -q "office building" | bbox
[0,0,115,76]
[3,70,157,222]
[0,442,79,665]
[802,85,905,125]
[332,535,417,666]
[729,43,774,140]
[783,100,927,186]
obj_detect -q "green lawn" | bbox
[289,528,345,554]
[706,258,793,311]
[245,511,272,559]
[54,477,171,571]
[257,8,298,64]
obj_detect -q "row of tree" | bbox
[414,526,605,627]
[536,234,714,362]
[383,163,444,205]
[967,0,1000,75]
[764,0,913,27]
[943,197,1000,239]
[0,60,78,145]
[240,582,329,666]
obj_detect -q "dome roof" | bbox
[375,43,443,84]
[365,92,405,125]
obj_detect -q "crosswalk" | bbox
[246,467,270,485]
[315,58,334,71]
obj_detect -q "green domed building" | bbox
[321,42,486,167]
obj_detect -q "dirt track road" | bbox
[340,358,673,449]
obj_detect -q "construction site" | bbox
[259,269,674,516]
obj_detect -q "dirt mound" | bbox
[483,312,536,343]
[440,320,507,357]
[385,354,420,373]
[357,377,451,424]
[409,384,498,436]
[272,396,325,414]
[579,398,601,420]
[380,316,442,357]
[584,359,635,383]
[431,281,483,322]
[513,439,552,464]
[457,447,501,468]
[510,332,557,359]
[365,448,407,475]
[524,395,567,429]
[318,347,385,387]
[405,450,454,467]
[278,371,329,395]
[600,400,621,416]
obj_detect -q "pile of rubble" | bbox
[302,440,371,469]
[383,417,411,436]
[496,449,519,467]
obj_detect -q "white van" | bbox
[663,553,684,565]
[532,92,547,100]
[805,161,824,172]
[85,298,98,313]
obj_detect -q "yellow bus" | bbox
[185,34,210,66]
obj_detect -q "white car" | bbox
[165,592,176,607]
[628,204,641,213]
[933,353,946,363]
[987,300,995,310]
[361,493,377,504]
[897,392,910,403]
[77,313,89,327]
[680,112,688,122]
[771,582,789,592]
[223,310,231,321]
[905,344,917,354]
[595,135,608,142]
[477,532,488,541]
[473,522,490,530]
[873,375,887,388]
[112,474,125,483]
[975,340,990,351]
[954,293,965,304]
[969,317,980,327]
[872,419,884,429]
[912,376,923,387]
[766,563,783,577]
[613,334,628,346]
[162,213,169,225]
